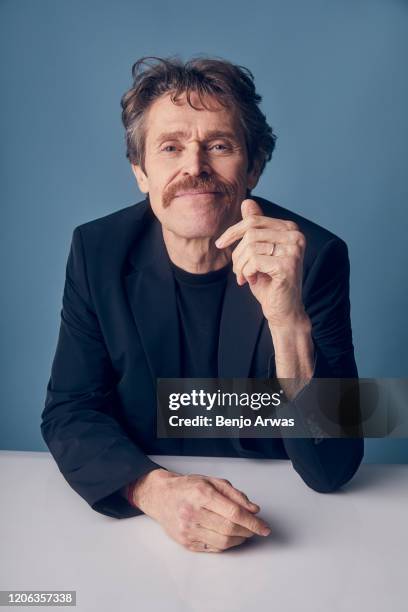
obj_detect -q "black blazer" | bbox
[41,195,364,519]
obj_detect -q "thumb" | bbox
[241,198,263,219]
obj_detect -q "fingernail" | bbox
[215,238,223,247]
[262,526,271,536]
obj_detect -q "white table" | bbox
[0,450,407,612]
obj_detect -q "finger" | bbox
[193,525,248,551]
[234,246,294,287]
[215,217,291,249]
[231,229,297,285]
[241,255,295,284]
[203,489,271,536]
[215,217,262,248]
[241,254,287,281]
[233,241,298,285]
[255,228,305,246]
[206,476,260,513]
[240,228,305,249]
[196,507,256,538]
[232,233,289,265]
[232,228,304,274]
[241,198,263,218]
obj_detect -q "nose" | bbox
[181,144,211,177]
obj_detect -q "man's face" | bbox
[131,91,260,239]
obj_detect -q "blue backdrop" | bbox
[1,0,407,461]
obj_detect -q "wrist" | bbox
[268,315,315,387]
[268,312,312,340]
[129,468,177,514]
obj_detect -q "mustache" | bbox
[162,176,236,208]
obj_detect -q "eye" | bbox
[210,143,229,151]
[161,145,178,152]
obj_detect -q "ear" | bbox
[131,163,149,194]
[247,158,262,191]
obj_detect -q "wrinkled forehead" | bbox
[144,91,242,143]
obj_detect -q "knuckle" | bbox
[194,482,212,500]
[248,242,256,256]
[185,474,198,487]
[238,489,249,499]
[293,230,305,246]
[218,478,231,486]
[251,519,262,533]
[227,505,241,521]
[223,522,236,536]
[286,220,299,231]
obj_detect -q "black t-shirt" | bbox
[169,259,234,456]
[170,260,232,378]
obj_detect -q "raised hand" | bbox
[215,199,308,328]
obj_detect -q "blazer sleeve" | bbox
[269,237,364,492]
[41,226,165,519]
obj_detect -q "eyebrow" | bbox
[154,129,239,144]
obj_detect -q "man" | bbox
[41,56,363,553]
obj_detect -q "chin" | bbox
[171,219,221,240]
[165,205,224,238]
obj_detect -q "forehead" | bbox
[144,91,241,140]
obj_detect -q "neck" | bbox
[162,227,232,273]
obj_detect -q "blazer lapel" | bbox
[218,272,266,378]
[219,271,274,459]
[124,208,181,380]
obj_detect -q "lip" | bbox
[175,191,219,197]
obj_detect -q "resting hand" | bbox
[129,468,271,553]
